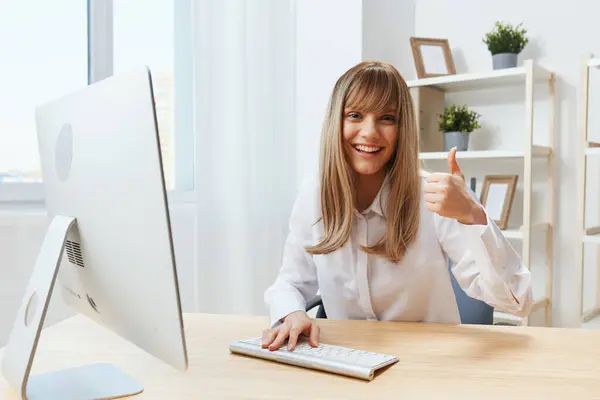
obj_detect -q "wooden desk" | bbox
[2,313,600,399]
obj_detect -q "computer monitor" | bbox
[1,66,188,399]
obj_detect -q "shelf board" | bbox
[583,316,600,328]
[502,229,524,240]
[419,146,551,160]
[582,308,600,324]
[502,223,550,240]
[406,65,551,93]
[588,58,600,68]
[583,234,600,245]
[494,297,547,325]
[585,147,600,156]
[493,310,523,325]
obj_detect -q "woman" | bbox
[262,61,532,351]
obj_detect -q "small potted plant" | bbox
[437,104,481,151]
[483,21,529,70]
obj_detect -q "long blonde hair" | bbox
[305,61,421,263]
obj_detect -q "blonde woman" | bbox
[262,61,532,351]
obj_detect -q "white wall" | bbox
[294,0,363,187]
[415,0,600,327]
[294,0,416,187]
[362,0,416,79]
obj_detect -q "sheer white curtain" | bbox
[192,0,297,315]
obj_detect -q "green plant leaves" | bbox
[483,21,529,55]
[437,104,481,133]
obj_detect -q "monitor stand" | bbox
[1,215,143,400]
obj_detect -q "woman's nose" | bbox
[359,118,378,138]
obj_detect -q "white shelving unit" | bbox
[408,59,555,327]
[577,54,600,325]
[418,146,552,160]
[408,64,552,92]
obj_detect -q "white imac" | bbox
[1,66,188,399]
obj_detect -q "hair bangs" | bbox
[344,66,400,114]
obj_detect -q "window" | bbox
[113,0,194,192]
[0,0,194,202]
[0,1,87,200]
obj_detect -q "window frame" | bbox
[0,0,195,205]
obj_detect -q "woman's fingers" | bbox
[269,325,290,351]
[309,323,320,347]
[261,328,278,348]
[424,193,441,204]
[287,326,303,351]
[262,313,320,352]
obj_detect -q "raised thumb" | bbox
[448,147,463,178]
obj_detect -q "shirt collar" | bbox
[359,170,429,217]
[361,173,390,217]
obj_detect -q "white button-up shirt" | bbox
[264,175,533,327]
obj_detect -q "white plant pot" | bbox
[492,53,518,70]
[443,132,469,152]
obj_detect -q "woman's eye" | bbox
[347,112,360,119]
[382,115,396,122]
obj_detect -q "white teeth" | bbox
[355,145,381,153]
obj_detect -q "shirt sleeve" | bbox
[263,180,320,328]
[433,198,533,318]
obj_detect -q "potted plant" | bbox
[437,104,481,151]
[483,21,529,70]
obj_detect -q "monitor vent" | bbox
[65,240,85,268]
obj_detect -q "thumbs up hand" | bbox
[423,147,487,225]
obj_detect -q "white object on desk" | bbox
[229,336,398,381]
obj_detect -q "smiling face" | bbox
[342,108,398,177]
[340,69,400,179]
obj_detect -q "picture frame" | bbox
[479,175,518,230]
[409,37,456,79]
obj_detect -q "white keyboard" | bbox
[229,336,398,381]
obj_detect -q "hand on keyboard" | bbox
[262,310,320,351]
